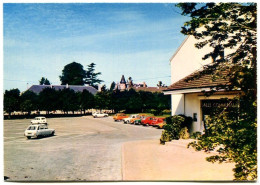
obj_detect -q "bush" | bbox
[190,131,202,139]
[160,115,193,144]
[160,130,172,145]
[179,127,190,139]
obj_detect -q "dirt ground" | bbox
[122,139,235,181]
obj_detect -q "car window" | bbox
[28,126,36,130]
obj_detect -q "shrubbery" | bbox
[160,115,192,144]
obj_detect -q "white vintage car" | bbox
[122,114,139,124]
[31,117,47,125]
[92,112,109,118]
[24,124,55,139]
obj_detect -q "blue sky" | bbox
[4,3,189,92]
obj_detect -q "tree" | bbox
[177,3,256,180]
[109,81,116,91]
[4,89,20,116]
[80,89,95,114]
[85,63,103,89]
[20,90,38,115]
[59,88,79,114]
[38,88,58,114]
[39,77,51,85]
[60,62,86,85]
[94,91,110,111]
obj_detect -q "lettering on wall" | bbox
[201,99,238,109]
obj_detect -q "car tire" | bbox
[27,136,31,139]
[51,131,55,136]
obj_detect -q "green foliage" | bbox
[38,88,59,113]
[164,115,185,140]
[160,115,193,143]
[4,88,20,116]
[190,132,202,139]
[80,89,95,112]
[160,130,171,145]
[39,77,51,85]
[94,91,110,110]
[177,2,257,180]
[59,88,79,113]
[85,63,103,89]
[109,81,116,91]
[20,90,38,115]
[60,62,86,85]
[179,127,190,139]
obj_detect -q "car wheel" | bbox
[27,136,31,139]
[51,131,55,136]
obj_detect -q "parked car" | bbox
[31,117,47,125]
[123,114,139,124]
[133,115,148,125]
[151,118,166,127]
[113,113,129,121]
[129,114,147,124]
[24,124,55,139]
[141,116,156,126]
[92,112,109,118]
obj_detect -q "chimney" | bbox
[98,84,101,92]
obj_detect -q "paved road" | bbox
[4,116,162,181]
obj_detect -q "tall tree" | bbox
[109,81,116,91]
[60,62,86,85]
[85,63,103,89]
[4,88,20,116]
[177,3,256,180]
[39,77,51,85]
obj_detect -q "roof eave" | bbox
[163,86,230,95]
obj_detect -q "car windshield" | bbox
[27,126,37,130]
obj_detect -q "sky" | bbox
[3,3,190,92]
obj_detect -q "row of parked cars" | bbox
[112,113,166,129]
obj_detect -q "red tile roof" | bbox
[164,69,231,91]
[133,86,167,92]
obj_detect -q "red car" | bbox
[141,117,155,126]
[150,118,166,127]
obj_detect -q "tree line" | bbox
[4,87,170,117]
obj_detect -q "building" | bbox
[27,84,98,95]
[115,75,167,92]
[164,36,239,133]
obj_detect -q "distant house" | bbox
[27,84,98,95]
[114,75,167,92]
[164,36,239,133]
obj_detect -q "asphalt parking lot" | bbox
[4,116,162,181]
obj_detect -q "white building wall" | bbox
[184,93,238,133]
[184,93,201,133]
[170,36,213,84]
[171,94,185,115]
